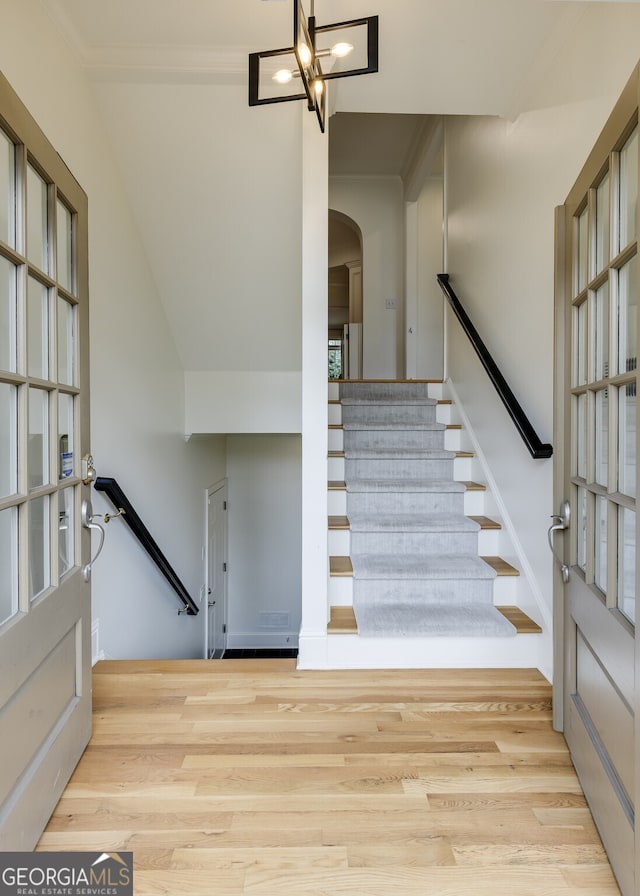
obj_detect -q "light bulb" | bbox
[273,69,293,84]
[313,78,324,97]
[298,43,312,66]
[331,41,354,58]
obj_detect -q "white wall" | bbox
[444,8,640,631]
[329,177,404,378]
[226,435,301,647]
[1,0,226,659]
[185,372,301,435]
[92,80,303,376]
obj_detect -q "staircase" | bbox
[326,379,544,669]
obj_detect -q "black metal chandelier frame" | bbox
[248,0,379,133]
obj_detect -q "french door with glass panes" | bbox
[556,65,639,896]
[0,73,91,847]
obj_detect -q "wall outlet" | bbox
[385,298,397,309]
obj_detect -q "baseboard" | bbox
[226,631,299,649]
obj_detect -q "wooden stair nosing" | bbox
[328,605,542,636]
[469,515,502,530]
[330,555,518,578]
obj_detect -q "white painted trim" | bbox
[446,377,553,635]
[405,200,418,379]
[226,631,299,649]
[204,479,229,659]
[325,634,548,678]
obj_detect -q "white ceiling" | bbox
[44,0,591,117]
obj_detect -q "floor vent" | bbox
[258,612,291,629]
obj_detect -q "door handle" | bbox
[548,500,570,584]
[81,499,106,583]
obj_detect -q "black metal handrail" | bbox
[94,476,199,615]
[437,274,552,459]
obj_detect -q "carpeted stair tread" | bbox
[351,553,497,580]
[347,478,466,493]
[352,602,517,637]
[348,512,480,533]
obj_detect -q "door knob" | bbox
[548,500,570,584]
[81,499,106,583]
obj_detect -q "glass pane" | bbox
[58,487,75,577]
[595,389,609,487]
[56,199,73,293]
[619,126,638,252]
[28,387,49,489]
[574,301,587,386]
[57,296,76,386]
[27,276,49,380]
[0,255,17,372]
[595,281,609,381]
[596,173,610,274]
[577,487,587,572]
[0,383,17,498]
[618,507,635,623]
[58,392,74,480]
[577,207,589,292]
[618,384,636,498]
[618,255,637,379]
[27,164,49,273]
[595,495,608,594]
[29,494,50,600]
[0,130,16,248]
[0,507,18,625]
[576,393,587,479]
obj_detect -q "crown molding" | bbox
[42,0,247,83]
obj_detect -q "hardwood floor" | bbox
[37,661,620,895]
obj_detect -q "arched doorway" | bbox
[328,210,362,379]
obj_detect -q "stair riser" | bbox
[347,492,465,514]
[328,490,347,515]
[344,430,446,451]
[354,579,495,605]
[340,383,433,401]
[330,528,500,556]
[330,489,487,517]
[328,575,518,607]
[345,458,454,480]
[350,531,479,555]
[342,405,438,426]
[328,530,350,555]
[328,404,342,426]
[328,429,344,452]
[328,576,354,605]
[330,455,472,481]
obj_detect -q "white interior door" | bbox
[556,65,639,896]
[0,74,91,847]
[207,482,228,658]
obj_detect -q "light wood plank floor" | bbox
[37,660,620,896]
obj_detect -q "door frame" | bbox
[204,479,228,659]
